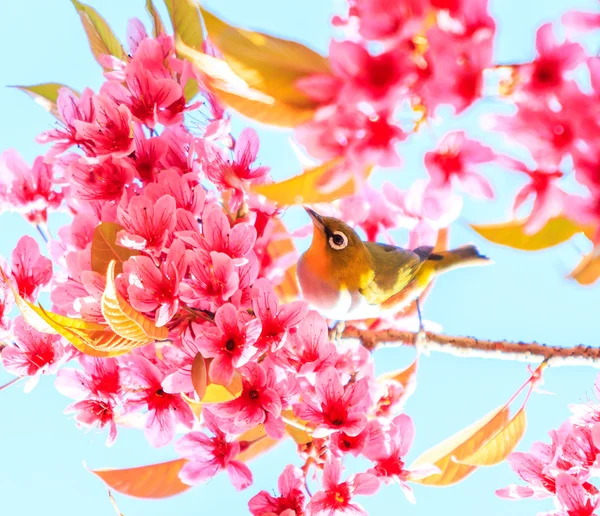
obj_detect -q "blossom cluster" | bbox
[498,372,600,515]
[293,0,600,242]
[0,15,428,516]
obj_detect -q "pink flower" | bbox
[130,124,168,182]
[293,366,370,438]
[180,250,239,308]
[248,465,306,516]
[64,398,118,447]
[203,128,270,211]
[198,205,257,261]
[251,278,307,353]
[122,355,194,447]
[11,235,52,302]
[55,355,121,401]
[0,150,63,223]
[519,23,584,97]
[425,131,496,199]
[144,169,205,215]
[0,263,14,338]
[383,179,462,248]
[562,10,600,36]
[306,458,379,516]
[2,316,65,389]
[73,94,135,159]
[331,420,382,458]
[37,87,96,159]
[500,157,565,233]
[196,303,260,386]
[209,362,287,438]
[101,60,183,129]
[553,473,599,516]
[278,311,336,374]
[68,156,135,202]
[364,414,431,502]
[124,239,188,326]
[340,184,399,242]
[175,410,253,490]
[494,103,577,167]
[117,193,176,252]
[348,0,427,41]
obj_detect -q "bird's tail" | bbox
[427,245,492,273]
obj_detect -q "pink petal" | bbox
[227,460,253,490]
[145,408,176,447]
[316,367,344,405]
[322,458,342,491]
[179,459,221,486]
[235,128,259,164]
[352,473,380,496]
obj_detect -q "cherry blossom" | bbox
[175,410,253,490]
[10,235,52,302]
[248,465,306,516]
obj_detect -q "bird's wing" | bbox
[359,243,433,305]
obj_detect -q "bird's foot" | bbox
[415,298,429,355]
[328,321,346,342]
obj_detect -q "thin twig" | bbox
[342,327,600,368]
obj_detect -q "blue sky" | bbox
[1,0,599,515]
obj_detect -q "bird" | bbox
[297,207,492,324]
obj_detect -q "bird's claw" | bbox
[329,321,346,342]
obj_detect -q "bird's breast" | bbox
[297,254,383,321]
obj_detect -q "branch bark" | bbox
[342,327,600,368]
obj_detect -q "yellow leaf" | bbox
[202,370,243,403]
[181,392,202,420]
[101,260,169,344]
[199,7,329,106]
[182,77,199,102]
[10,83,75,118]
[251,159,357,205]
[0,267,126,357]
[459,408,527,466]
[91,222,139,277]
[471,216,594,251]
[145,0,166,38]
[410,405,510,486]
[281,410,313,445]
[210,87,317,127]
[71,0,126,67]
[90,459,191,499]
[164,0,204,55]
[238,425,267,443]
[191,352,207,400]
[569,248,600,285]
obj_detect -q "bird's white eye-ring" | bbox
[328,231,348,250]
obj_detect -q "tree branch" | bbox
[342,327,600,367]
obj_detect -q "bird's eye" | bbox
[328,231,348,250]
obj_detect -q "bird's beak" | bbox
[304,207,325,231]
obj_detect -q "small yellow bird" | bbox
[297,207,492,322]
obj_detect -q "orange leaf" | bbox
[252,159,359,205]
[145,0,166,38]
[164,0,204,55]
[238,425,267,443]
[71,0,126,68]
[101,260,169,346]
[237,435,282,463]
[191,352,207,400]
[410,405,510,486]
[90,459,190,499]
[471,216,594,251]
[91,222,139,277]
[265,218,300,304]
[568,247,600,285]
[459,407,527,466]
[10,83,76,118]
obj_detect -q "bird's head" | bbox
[302,207,372,289]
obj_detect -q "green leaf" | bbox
[10,83,75,118]
[164,0,204,55]
[71,0,126,67]
[471,216,594,251]
[182,77,199,102]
